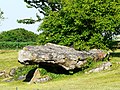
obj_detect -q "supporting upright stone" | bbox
[28,68,40,84]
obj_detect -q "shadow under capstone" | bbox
[23,62,83,82]
[38,62,83,75]
[38,62,69,74]
[23,67,37,82]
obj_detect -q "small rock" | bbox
[86,62,112,74]
[0,70,9,78]
[102,62,112,70]
[0,70,5,77]
[9,68,17,76]
[76,60,87,68]
[36,76,51,83]
[17,75,26,80]
[3,78,14,82]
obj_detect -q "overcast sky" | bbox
[0,0,42,34]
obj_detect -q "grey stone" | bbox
[18,43,108,70]
[35,76,51,83]
[17,75,26,80]
[3,78,14,82]
[86,62,112,73]
[9,68,17,76]
[0,70,5,77]
[0,70,9,78]
[28,68,40,84]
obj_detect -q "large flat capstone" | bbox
[18,43,108,70]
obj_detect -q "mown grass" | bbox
[0,50,119,90]
[0,50,23,72]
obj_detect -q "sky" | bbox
[0,0,43,34]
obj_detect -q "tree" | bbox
[37,0,120,50]
[24,0,61,15]
[18,0,61,24]
[0,8,4,23]
[0,28,38,42]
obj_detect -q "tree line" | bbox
[0,28,38,42]
[1,0,120,50]
[0,28,38,49]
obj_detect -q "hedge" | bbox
[0,42,37,49]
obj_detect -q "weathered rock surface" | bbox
[0,70,6,77]
[85,62,112,74]
[9,68,17,76]
[18,43,109,70]
[35,76,51,83]
[27,68,51,84]
[0,70,9,78]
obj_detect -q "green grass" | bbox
[0,50,119,90]
[0,50,23,72]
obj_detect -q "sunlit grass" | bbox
[0,50,23,72]
[0,50,119,90]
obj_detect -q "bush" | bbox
[14,65,37,80]
[38,0,120,50]
[0,28,38,42]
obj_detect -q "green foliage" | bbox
[14,65,37,80]
[81,57,95,71]
[18,0,61,24]
[0,42,36,49]
[38,68,48,76]
[24,0,61,16]
[83,54,110,71]
[38,68,65,79]
[47,72,66,79]
[14,65,66,81]
[17,18,36,24]
[0,28,38,42]
[37,0,120,50]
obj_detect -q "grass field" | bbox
[0,50,119,90]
